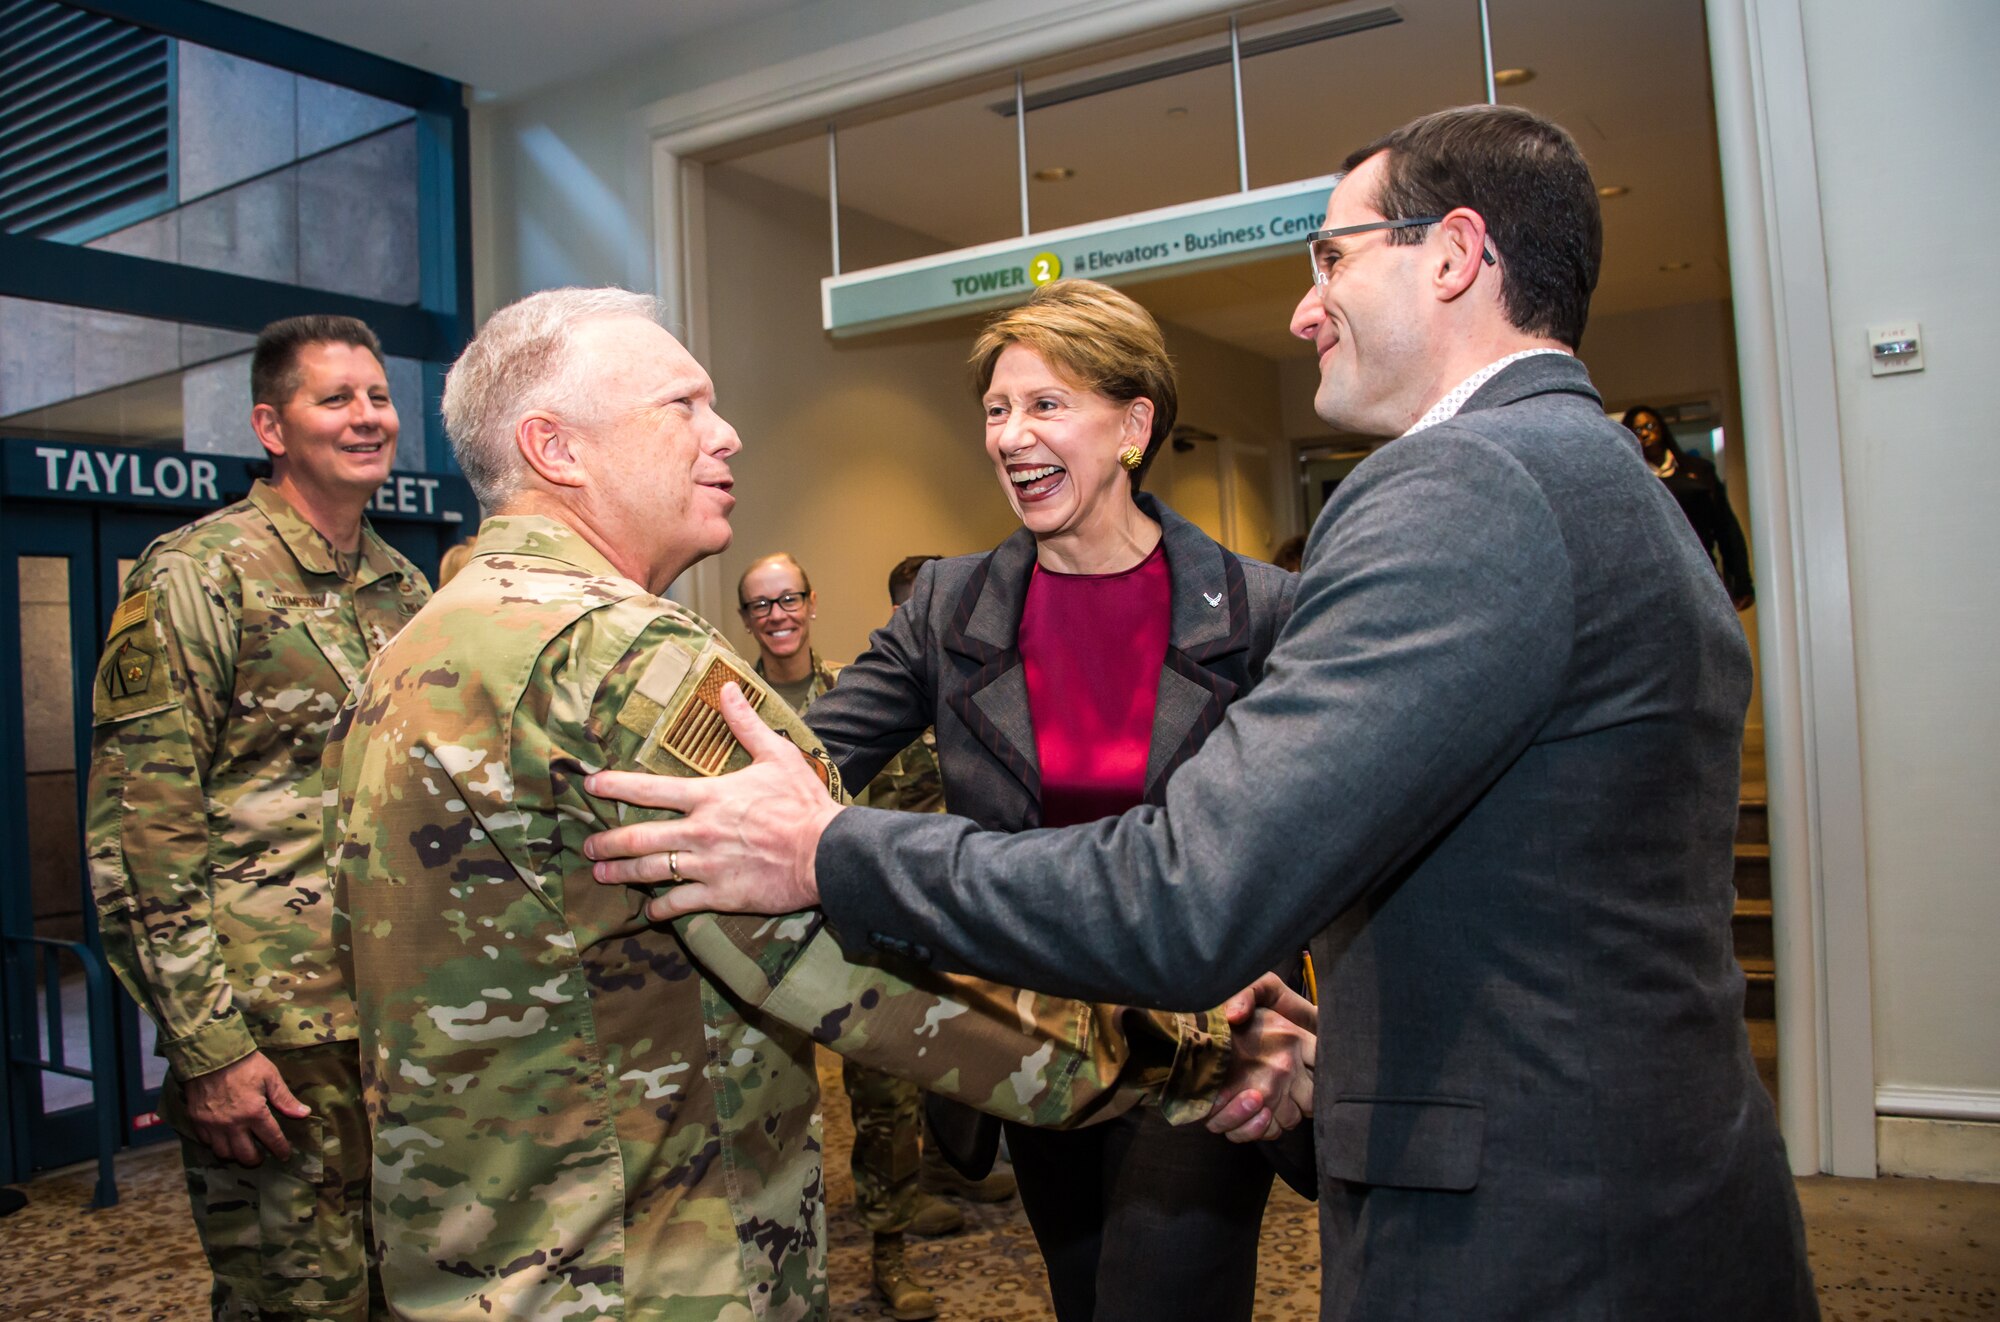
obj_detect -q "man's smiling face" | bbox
[1288,152,1434,437]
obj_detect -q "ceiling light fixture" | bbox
[1033,167,1075,182]
[1493,67,1535,86]
[1167,106,1189,117]
[1597,185,1629,199]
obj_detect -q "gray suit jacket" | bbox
[816,356,1816,1320]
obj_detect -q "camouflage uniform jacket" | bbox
[325,515,1228,1322]
[759,652,943,815]
[86,479,430,1079]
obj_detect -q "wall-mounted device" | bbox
[1868,321,1924,377]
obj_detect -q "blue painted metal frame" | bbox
[6,936,121,1207]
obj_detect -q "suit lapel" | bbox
[1140,496,1247,804]
[943,532,1042,817]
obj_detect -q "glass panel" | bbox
[1240,0,1489,190]
[1488,0,1729,316]
[833,78,1023,267]
[1021,37,1240,233]
[16,554,89,1112]
[2,297,426,464]
[87,121,422,304]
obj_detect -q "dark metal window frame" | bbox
[0,0,472,471]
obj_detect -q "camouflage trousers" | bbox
[842,1059,921,1233]
[163,1041,382,1320]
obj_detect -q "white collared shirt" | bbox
[1399,348,1572,439]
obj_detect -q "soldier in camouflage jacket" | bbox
[324,290,1299,1322]
[87,317,426,1318]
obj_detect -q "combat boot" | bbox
[871,1233,940,1321]
[906,1190,966,1237]
[920,1147,1018,1203]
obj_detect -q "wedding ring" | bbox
[667,850,681,883]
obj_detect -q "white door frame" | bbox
[1706,0,1875,1177]
[646,0,1876,1175]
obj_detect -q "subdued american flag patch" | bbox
[660,652,766,776]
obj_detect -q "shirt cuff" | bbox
[163,1013,260,1079]
[1137,1005,1232,1127]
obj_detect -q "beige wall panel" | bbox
[702,166,1019,666]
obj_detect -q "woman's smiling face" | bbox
[982,343,1148,542]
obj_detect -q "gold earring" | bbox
[1118,444,1145,471]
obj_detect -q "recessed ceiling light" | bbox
[1659,260,1693,272]
[1167,106,1189,118]
[1493,67,1535,86]
[1033,167,1075,182]
[1597,184,1630,199]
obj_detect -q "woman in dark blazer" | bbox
[800,279,1296,1322]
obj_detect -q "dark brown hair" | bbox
[1342,104,1602,349]
[887,555,940,605]
[251,315,385,409]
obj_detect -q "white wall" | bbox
[1800,0,2000,1113]
[470,0,988,317]
[701,163,1017,665]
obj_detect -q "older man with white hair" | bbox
[322,287,1313,1321]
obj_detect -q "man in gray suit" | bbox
[583,105,1818,1319]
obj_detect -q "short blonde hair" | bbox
[441,287,663,508]
[970,279,1177,484]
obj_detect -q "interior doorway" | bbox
[671,0,1775,1097]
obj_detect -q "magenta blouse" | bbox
[1017,542,1172,829]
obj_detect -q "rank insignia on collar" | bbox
[661,651,767,776]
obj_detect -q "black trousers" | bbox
[1003,1107,1274,1322]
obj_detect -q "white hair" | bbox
[441,286,664,508]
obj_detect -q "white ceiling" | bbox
[196,0,819,101]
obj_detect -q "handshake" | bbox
[1206,972,1318,1143]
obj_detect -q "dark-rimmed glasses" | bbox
[1307,216,1497,285]
[740,590,809,618]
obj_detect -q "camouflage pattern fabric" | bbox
[85,479,430,1077]
[770,654,945,817]
[160,1040,380,1319]
[777,656,939,1236]
[839,1056,923,1234]
[326,514,1229,1322]
[85,479,427,1318]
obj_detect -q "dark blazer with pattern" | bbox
[802,492,1294,1175]
[813,355,1817,1320]
[805,492,1295,837]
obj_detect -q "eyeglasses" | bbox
[1306,216,1497,285]
[739,590,809,618]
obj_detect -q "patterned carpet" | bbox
[1,1053,1993,1320]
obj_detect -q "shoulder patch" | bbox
[620,646,766,777]
[661,651,766,775]
[107,589,151,641]
[92,598,173,723]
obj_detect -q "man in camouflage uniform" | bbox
[326,288,1300,1321]
[736,552,967,1320]
[87,315,428,1319]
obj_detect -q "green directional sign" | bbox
[821,175,1338,336]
